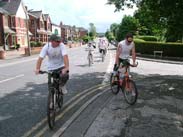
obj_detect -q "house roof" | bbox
[43,14,49,21]
[0,0,22,15]
[0,7,9,14]
[78,27,88,31]
[29,10,42,18]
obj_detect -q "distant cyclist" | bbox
[98,39,107,55]
[86,41,96,64]
[35,34,69,94]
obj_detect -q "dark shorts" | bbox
[99,49,106,54]
[118,58,130,66]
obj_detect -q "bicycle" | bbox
[110,61,138,105]
[100,49,106,62]
[39,70,64,129]
[86,47,94,66]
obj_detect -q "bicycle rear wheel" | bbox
[47,89,56,129]
[88,55,92,66]
[110,73,119,94]
[101,52,104,62]
[123,80,138,105]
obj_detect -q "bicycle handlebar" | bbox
[39,70,69,74]
[129,62,138,67]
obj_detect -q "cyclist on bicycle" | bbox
[113,33,137,84]
[35,34,69,94]
[86,41,95,64]
[98,39,107,55]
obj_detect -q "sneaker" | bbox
[61,85,68,94]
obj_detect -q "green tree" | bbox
[105,30,115,42]
[116,15,139,41]
[107,0,183,42]
[110,23,119,39]
[88,23,97,40]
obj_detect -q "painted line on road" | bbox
[0,74,24,84]
[52,87,110,137]
[102,52,113,85]
[0,57,37,68]
[34,85,109,137]
[22,84,107,137]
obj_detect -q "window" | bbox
[54,29,58,35]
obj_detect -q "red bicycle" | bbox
[110,61,138,105]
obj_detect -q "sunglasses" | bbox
[55,41,61,43]
[127,40,132,43]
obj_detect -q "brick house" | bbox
[28,10,50,44]
[0,0,30,50]
[28,10,52,44]
[78,27,88,38]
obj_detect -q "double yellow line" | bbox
[22,84,109,137]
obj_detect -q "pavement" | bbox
[1,49,183,137]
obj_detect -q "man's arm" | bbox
[131,46,136,65]
[62,55,69,74]
[35,57,43,74]
[115,44,121,65]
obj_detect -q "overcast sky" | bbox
[23,0,137,32]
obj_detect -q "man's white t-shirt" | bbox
[39,42,67,71]
[98,40,107,50]
[118,40,134,59]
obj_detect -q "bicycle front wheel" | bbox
[110,73,119,94]
[123,80,138,105]
[57,91,63,109]
[47,89,56,129]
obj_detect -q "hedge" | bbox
[135,41,183,57]
[135,36,158,42]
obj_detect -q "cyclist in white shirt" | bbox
[35,34,69,94]
[98,39,107,55]
[114,33,136,68]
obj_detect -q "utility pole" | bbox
[25,9,31,56]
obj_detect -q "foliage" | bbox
[136,36,157,41]
[82,35,90,43]
[107,0,183,42]
[30,41,37,47]
[105,30,115,42]
[135,41,183,57]
[88,23,97,39]
[109,23,119,39]
[116,15,139,41]
[15,44,20,50]
[30,41,43,47]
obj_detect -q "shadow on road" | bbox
[1,72,183,137]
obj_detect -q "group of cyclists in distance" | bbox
[86,37,109,64]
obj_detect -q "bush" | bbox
[30,41,37,47]
[135,41,183,57]
[36,41,43,47]
[134,38,145,43]
[15,44,20,50]
[136,36,158,42]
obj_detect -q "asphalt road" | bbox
[0,45,183,137]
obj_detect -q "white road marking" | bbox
[0,74,24,84]
[0,57,37,68]
[102,52,113,85]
